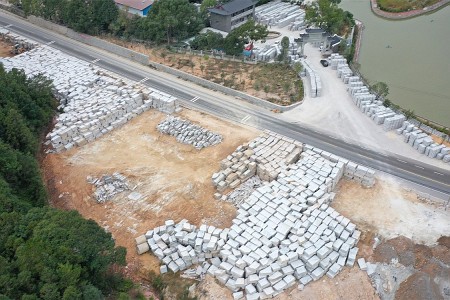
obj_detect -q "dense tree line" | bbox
[18,0,119,34]
[0,65,127,299]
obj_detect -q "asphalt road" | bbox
[0,11,449,196]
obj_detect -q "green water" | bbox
[339,1,450,127]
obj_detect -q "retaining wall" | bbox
[27,16,149,65]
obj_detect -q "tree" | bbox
[223,20,268,56]
[305,0,354,35]
[280,36,290,63]
[141,0,204,44]
[200,0,217,13]
[190,30,224,50]
[371,81,389,99]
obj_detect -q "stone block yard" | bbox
[1,31,448,299]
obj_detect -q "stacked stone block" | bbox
[328,54,448,163]
[255,2,306,30]
[301,59,322,97]
[157,116,223,149]
[397,121,450,163]
[212,131,303,193]
[0,42,179,153]
[139,150,361,299]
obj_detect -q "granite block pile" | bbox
[301,59,322,97]
[157,116,222,149]
[254,41,300,63]
[137,148,362,299]
[255,2,306,31]
[220,176,264,206]
[87,173,130,203]
[397,121,450,161]
[211,132,303,193]
[327,54,448,164]
[0,39,179,153]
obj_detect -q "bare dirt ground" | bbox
[0,39,14,57]
[103,37,303,106]
[195,267,378,300]
[41,108,259,277]
[332,176,450,246]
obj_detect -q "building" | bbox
[115,0,154,17]
[208,0,259,33]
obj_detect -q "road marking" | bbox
[91,58,100,63]
[414,165,424,169]
[434,171,444,176]
[241,115,251,123]
[45,40,55,45]
[139,77,148,83]
[190,96,200,102]
[397,159,407,164]
[4,24,12,28]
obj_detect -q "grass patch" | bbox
[377,0,441,12]
[147,271,198,300]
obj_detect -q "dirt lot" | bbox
[103,37,303,106]
[41,108,259,277]
[332,176,450,246]
[0,39,14,57]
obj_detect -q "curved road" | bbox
[0,11,449,196]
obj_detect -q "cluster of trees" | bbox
[190,20,269,55]
[18,0,119,34]
[0,65,127,299]
[305,0,355,35]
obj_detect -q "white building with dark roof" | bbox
[208,0,259,32]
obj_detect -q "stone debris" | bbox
[87,173,130,203]
[0,29,37,54]
[137,142,365,298]
[224,176,264,206]
[157,116,222,149]
[0,37,179,153]
[328,53,449,164]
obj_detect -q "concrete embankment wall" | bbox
[27,16,149,65]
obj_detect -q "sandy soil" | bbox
[282,44,450,170]
[195,267,378,300]
[41,108,259,276]
[332,176,450,246]
[0,39,14,57]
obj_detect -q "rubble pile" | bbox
[157,116,222,149]
[87,173,130,203]
[136,149,362,298]
[0,29,37,54]
[221,176,264,206]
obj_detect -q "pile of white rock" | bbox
[255,2,305,30]
[211,132,302,193]
[87,173,130,203]
[137,148,362,299]
[220,176,264,206]
[157,116,222,149]
[328,53,449,164]
[301,59,322,97]
[0,41,179,153]
[397,121,450,162]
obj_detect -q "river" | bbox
[339,0,450,127]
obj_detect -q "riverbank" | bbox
[370,0,450,19]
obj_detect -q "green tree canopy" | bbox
[371,81,389,99]
[223,20,268,56]
[305,0,354,35]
